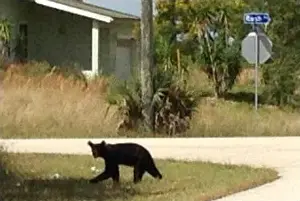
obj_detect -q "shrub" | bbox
[195,23,243,98]
[262,48,300,107]
[107,64,200,136]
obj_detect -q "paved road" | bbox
[1,137,300,201]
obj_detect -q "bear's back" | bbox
[105,143,151,167]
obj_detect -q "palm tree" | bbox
[195,10,242,98]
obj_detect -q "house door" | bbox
[115,45,132,80]
[17,23,28,61]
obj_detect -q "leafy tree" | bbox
[262,48,300,107]
[155,0,247,98]
[245,0,300,107]
[193,4,243,97]
[155,1,199,68]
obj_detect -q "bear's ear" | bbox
[87,141,94,147]
[100,140,106,146]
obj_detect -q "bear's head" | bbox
[87,140,106,158]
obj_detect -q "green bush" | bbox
[262,48,300,107]
[107,64,200,136]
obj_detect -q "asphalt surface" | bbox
[1,137,300,201]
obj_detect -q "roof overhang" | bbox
[34,0,114,23]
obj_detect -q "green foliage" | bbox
[243,0,300,107]
[154,1,198,70]
[0,18,11,42]
[107,64,200,136]
[195,11,243,97]
[155,0,245,98]
[0,18,12,61]
[246,0,300,48]
[106,76,143,131]
[262,48,300,107]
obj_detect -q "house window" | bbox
[18,23,28,61]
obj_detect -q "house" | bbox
[0,0,141,80]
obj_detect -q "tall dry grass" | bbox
[0,72,121,138]
[188,98,300,137]
[187,68,300,137]
[1,67,300,138]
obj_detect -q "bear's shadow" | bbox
[2,178,174,201]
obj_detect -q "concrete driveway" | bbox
[1,137,300,201]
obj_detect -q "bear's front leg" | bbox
[133,165,145,184]
[89,170,111,183]
[111,165,120,183]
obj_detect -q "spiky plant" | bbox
[107,62,200,136]
[194,9,242,98]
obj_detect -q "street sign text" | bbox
[244,13,271,24]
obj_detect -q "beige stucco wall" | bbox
[27,4,92,70]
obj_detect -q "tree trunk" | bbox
[214,83,221,98]
[212,65,220,98]
[140,0,154,132]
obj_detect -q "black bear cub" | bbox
[87,140,163,184]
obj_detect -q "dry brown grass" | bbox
[187,68,300,137]
[236,67,256,85]
[188,98,300,137]
[1,67,300,138]
[0,72,121,138]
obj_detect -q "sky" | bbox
[86,0,156,17]
[86,0,142,17]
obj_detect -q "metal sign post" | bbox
[242,12,272,111]
[254,23,259,110]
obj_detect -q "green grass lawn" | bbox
[0,153,279,201]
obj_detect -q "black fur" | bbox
[87,140,163,184]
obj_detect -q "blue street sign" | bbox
[244,12,271,24]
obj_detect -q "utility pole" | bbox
[140,0,154,132]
